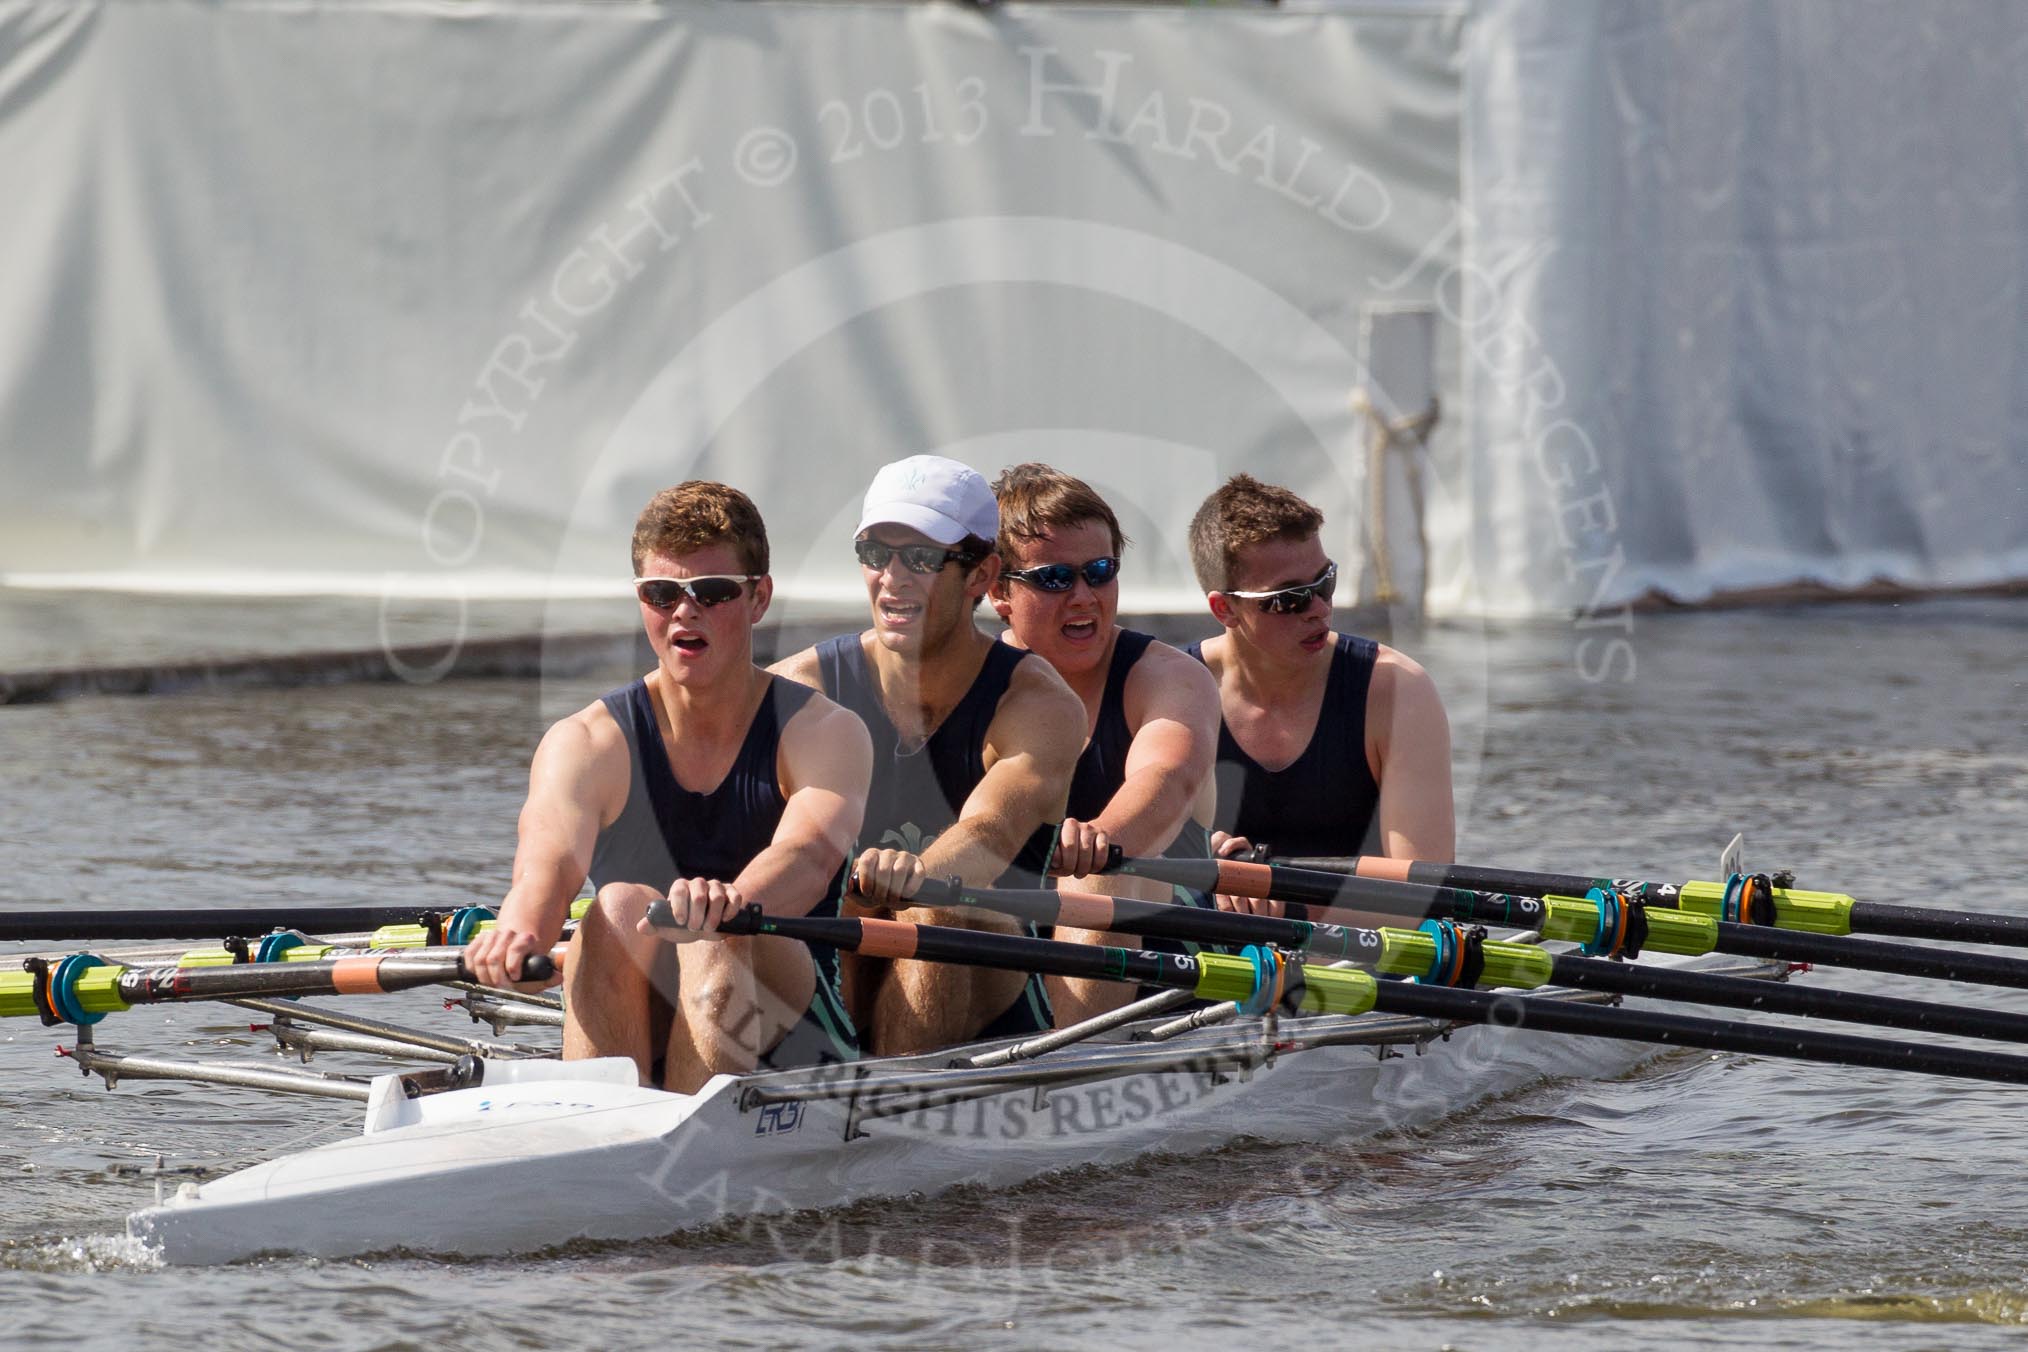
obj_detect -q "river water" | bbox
[1,596,2024,1349]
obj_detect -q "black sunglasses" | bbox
[1002,556,1122,592]
[854,538,981,574]
[1224,561,1337,614]
[634,575,757,609]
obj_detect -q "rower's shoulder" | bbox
[524,693,633,808]
[775,678,868,744]
[768,641,829,690]
[773,680,873,785]
[550,690,627,749]
[1189,631,1228,677]
[998,645,1087,758]
[770,629,874,691]
[1004,642,1083,710]
[1122,633,1220,712]
[1129,632,1218,683]
[1368,641,1436,690]
[1364,642,1449,736]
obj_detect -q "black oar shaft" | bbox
[1108,856,1547,928]
[962,877,2028,1049]
[915,877,1374,963]
[691,902,2028,1088]
[1549,955,2028,1045]
[1712,926,2028,990]
[685,905,1202,992]
[1283,856,1622,899]
[1850,901,2028,947]
[1286,856,2028,952]
[1370,982,2028,1087]
[1114,855,2028,992]
[0,905,464,943]
[116,952,551,1005]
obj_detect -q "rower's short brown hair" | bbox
[631,481,769,576]
[1187,474,1324,591]
[990,462,1127,558]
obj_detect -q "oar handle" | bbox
[502,954,557,984]
[645,901,779,936]
[841,864,965,911]
[1085,843,1234,876]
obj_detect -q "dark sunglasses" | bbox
[1002,556,1122,592]
[1224,561,1337,614]
[854,538,981,574]
[634,575,757,609]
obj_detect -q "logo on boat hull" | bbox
[755,1101,805,1136]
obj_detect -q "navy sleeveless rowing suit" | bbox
[1186,633,1382,858]
[816,634,1055,1039]
[1066,629,1219,996]
[589,675,857,1069]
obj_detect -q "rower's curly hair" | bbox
[990,462,1128,559]
[1187,474,1324,591]
[631,481,769,576]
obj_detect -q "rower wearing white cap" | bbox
[775,454,1085,1056]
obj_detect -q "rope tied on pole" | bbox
[1352,385,1440,606]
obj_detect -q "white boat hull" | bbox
[129,955,1774,1263]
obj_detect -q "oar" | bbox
[1276,853,2028,948]
[919,877,2028,1049]
[1102,854,2028,994]
[1,950,557,1024]
[644,901,2028,1087]
[0,899,592,950]
[0,904,500,945]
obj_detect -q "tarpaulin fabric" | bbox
[0,0,1463,613]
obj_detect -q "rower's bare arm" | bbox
[1067,645,1220,872]
[1368,648,1455,863]
[920,656,1084,888]
[472,713,626,984]
[733,699,872,919]
[1045,647,1219,1021]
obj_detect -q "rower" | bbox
[773,454,1085,1056]
[985,463,1223,1024]
[466,482,872,1092]
[1185,474,1454,912]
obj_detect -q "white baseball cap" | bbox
[855,455,998,546]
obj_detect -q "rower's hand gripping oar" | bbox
[646,896,2028,1088]
[2,951,557,1025]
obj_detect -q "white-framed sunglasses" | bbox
[1222,561,1337,614]
[633,575,760,609]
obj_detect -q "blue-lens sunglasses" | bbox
[1002,556,1122,592]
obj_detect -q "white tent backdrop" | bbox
[1454,0,2028,616]
[0,0,2021,617]
[0,1,1465,614]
